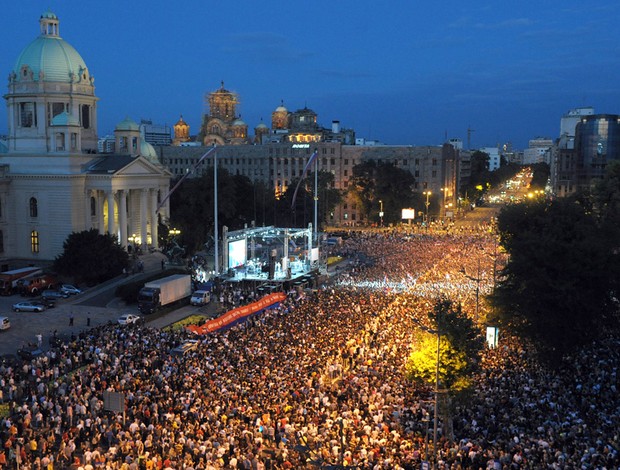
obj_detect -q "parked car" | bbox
[117,314,141,325]
[32,300,54,309]
[12,301,46,312]
[190,290,211,306]
[60,284,82,295]
[17,345,44,360]
[42,290,69,300]
[0,316,10,330]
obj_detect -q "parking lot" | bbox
[0,252,213,357]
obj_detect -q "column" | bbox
[140,189,148,251]
[106,191,115,235]
[150,189,159,249]
[118,190,127,249]
[84,190,91,231]
[97,191,105,234]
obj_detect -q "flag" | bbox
[290,149,319,210]
[157,145,217,212]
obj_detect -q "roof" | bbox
[13,12,90,84]
[51,111,80,127]
[85,155,136,174]
[115,116,139,131]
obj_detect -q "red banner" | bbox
[187,292,286,335]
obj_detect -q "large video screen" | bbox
[228,239,247,269]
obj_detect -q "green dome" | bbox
[140,140,159,164]
[51,111,80,126]
[12,12,90,84]
[115,116,139,131]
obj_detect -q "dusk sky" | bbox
[2,1,619,150]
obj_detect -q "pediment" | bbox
[115,156,169,176]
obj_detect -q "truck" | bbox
[0,266,42,295]
[137,274,192,315]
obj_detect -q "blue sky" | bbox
[2,1,619,150]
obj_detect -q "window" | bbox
[31,230,39,253]
[20,102,35,127]
[81,104,90,129]
[0,230,3,253]
[29,197,38,217]
[330,158,335,166]
[90,197,96,217]
[70,133,77,150]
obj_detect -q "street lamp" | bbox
[169,228,181,239]
[379,199,384,227]
[423,191,432,223]
[460,258,481,323]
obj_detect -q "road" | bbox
[0,252,208,357]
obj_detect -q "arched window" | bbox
[90,197,96,217]
[31,230,39,253]
[29,197,38,217]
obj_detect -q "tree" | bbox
[284,170,343,229]
[406,298,484,392]
[53,229,129,284]
[349,160,416,224]
[489,197,619,365]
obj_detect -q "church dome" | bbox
[140,140,159,164]
[255,122,268,129]
[275,105,288,113]
[51,111,80,126]
[115,116,139,131]
[232,118,247,127]
[12,11,91,84]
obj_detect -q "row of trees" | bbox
[489,161,620,365]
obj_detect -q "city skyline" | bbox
[1,1,619,150]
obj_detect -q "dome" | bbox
[51,111,80,126]
[232,118,247,127]
[175,115,188,127]
[140,140,159,164]
[275,105,288,113]
[12,11,91,84]
[255,122,268,129]
[115,116,139,131]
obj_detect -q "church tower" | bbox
[173,115,190,145]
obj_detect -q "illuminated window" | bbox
[31,230,39,253]
[29,197,38,217]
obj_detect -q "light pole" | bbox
[379,199,384,227]
[423,191,432,224]
[461,258,481,323]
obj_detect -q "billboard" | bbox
[228,239,247,269]
[401,208,415,220]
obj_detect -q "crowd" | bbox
[0,229,618,469]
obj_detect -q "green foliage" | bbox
[406,298,484,392]
[53,229,129,284]
[490,197,619,365]
[349,160,416,224]
[406,333,470,391]
[283,170,343,229]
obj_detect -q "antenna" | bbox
[467,126,475,149]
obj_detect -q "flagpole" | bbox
[313,151,318,243]
[214,151,219,276]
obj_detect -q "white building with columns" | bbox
[0,11,170,267]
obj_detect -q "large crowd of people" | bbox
[0,229,618,469]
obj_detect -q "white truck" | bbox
[137,274,192,315]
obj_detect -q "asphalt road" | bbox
[0,252,205,357]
